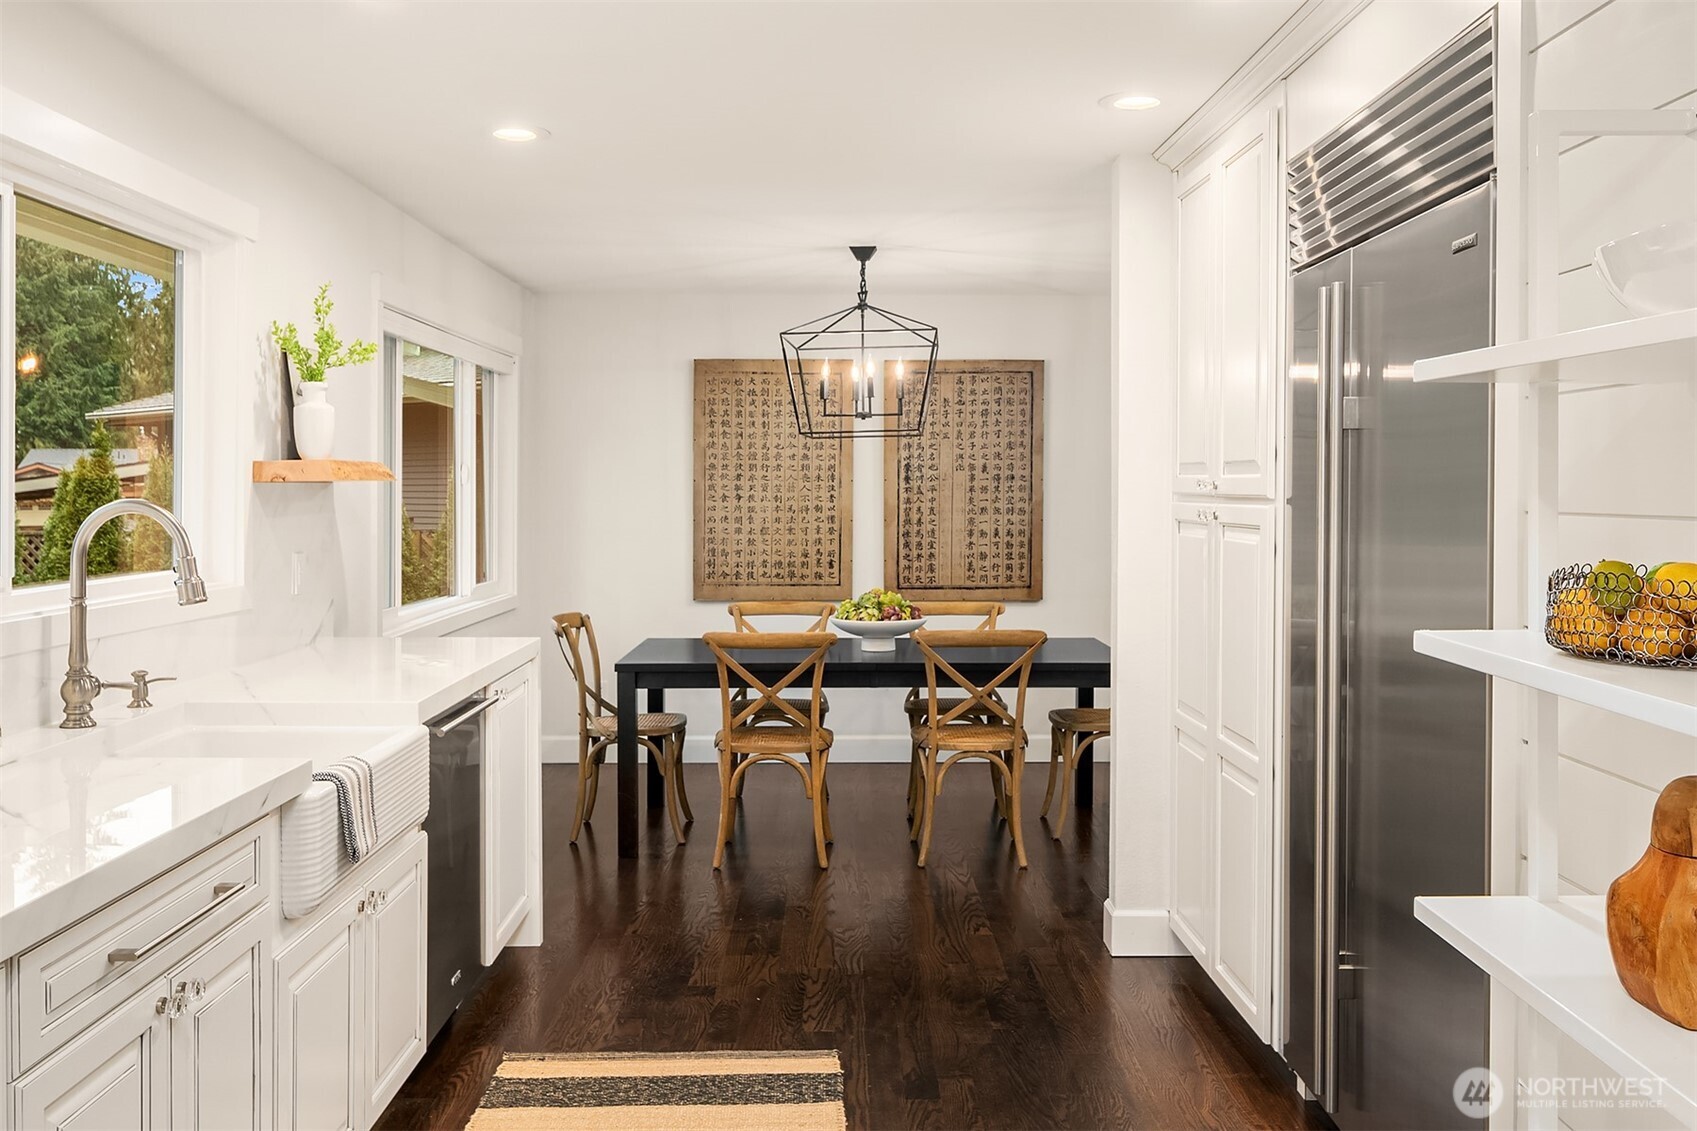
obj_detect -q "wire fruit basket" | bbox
[1546,563,1697,668]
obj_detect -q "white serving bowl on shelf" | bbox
[1593,220,1697,317]
[829,616,926,652]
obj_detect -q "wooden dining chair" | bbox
[911,628,1047,868]
[553,613,691,845]
[725,601,838,793]
[1044,707,1110,838]
[702,631,837,869]
[900,602,1006,823]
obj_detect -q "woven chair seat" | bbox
[913,723,1025,752]
[715,724,833,754]
[1048,707,1111,732]
[589,712,688,738]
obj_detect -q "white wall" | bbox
[476,289,1111,763]
[0,2,527,733]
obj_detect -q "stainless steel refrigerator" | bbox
[1284,172,1496,1131]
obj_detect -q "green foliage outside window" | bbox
[31,422,128,584]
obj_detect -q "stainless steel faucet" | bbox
[59,499,208,729]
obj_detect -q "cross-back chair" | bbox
[726,602,838,786]
[702,631,837,869]
[900,602,1006,822]
[910,628,1047,868]
[553,612,691,844]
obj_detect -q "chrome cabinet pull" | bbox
[109,881,247,966]
[430,694,497,737]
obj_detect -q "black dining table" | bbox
[611,636,1111,857]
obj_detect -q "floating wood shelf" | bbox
[252,459,394,483]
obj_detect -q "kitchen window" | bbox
[6,194,181,591]
[383,312,516,634]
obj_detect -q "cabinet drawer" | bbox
[12,819,269,1075]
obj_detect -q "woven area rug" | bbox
[467,1050,847,1130]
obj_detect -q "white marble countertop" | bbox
[0,634,540,960]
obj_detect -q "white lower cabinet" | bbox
[1169,500,1276,1040]
[274,830,428,1131]
[13,982,168,1131]
[482,665,538,964]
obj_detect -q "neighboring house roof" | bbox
[16,448,143,477]
[85,392,174,424]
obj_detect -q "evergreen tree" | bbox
[128,446,175,573]
[32,422,128,584]
[13,238,130,450]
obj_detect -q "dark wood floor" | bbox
[376,762,1330,1131]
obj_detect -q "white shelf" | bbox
[1414,628,1697,737]
[1412,308,1697,383]
[1415,895,1697,1128]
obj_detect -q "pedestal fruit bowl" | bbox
[830,588,925,652]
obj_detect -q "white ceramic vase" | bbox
[293,381,335,460]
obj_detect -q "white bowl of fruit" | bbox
[830,589,925,651]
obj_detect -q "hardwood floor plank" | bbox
[375,763,1329,1131]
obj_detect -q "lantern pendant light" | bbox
[780,246,938,439]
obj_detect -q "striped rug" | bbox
[467,1050,846,1130]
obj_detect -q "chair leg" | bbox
[917,756,940,867]
[1042,725,1063,818]
[583,752,602,822]
[569,754,592,844]
[712,747,736,870]
[811,751,830,868]
[821,778,834,845]
[1053,732,1077,840]
[671,733,694,823]
[1007,748,1029,869]
[662,741,687,846]
[906,736,921,823]
[734,752,749,799]
[909,743,926,844]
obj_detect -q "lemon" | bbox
[1644,561,1697,619]
[1589,560,1643,615]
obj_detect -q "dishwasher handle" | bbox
[430,693,498,738]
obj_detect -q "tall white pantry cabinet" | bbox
[1167,91,1283,1042]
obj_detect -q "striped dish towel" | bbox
[313,755,381,862]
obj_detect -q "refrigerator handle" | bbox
[1317,278,1348,1096]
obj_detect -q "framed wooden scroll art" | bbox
[884,360,1044,601]
[693,359,853,600]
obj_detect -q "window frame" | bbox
[0,91,255,654]
[379,305,519,637]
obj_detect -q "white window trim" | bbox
[377,299,520,638]
[0,90,256,658]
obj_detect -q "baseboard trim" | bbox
[1102,901,1186,956]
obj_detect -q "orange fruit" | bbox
[1643,562,1697,620]
[1617,605,1695,662]
[1549,589,1615,655]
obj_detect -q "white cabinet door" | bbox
[1172,92,1281,500]
[275,892,362,1131]
[482,664,537,964]
[169,911,265,1131]
[1174,165,1220,495]
[1214,106,1279,499]
[364,835,427,1121]
[1208,502,1276,1038]
[1169,504,1215,956]
[13,983,168,1131]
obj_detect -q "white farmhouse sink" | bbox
[120,721,430,918]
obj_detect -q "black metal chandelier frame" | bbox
[780,246,937,439]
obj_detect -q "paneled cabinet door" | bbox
[1213,106,1279,499]
[365,836,427,1120]
[168,913,265,1130]
[1208,502,1276,1039]
[13,981,169,1131]
[275,891,362,1131]
[1169,504,1215,956]
[1173,164,1219,495]
[1172,96,1281,500]
[483,664,537,964]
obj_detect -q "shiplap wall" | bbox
[1534,2,1696,1128]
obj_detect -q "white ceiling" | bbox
[78,0,1300,295]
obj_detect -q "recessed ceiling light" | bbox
[1100,93,1161,111]
[492,126,548,142]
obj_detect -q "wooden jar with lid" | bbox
[1607,775,1697,1029]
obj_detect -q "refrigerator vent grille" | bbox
[1287,12,1495,268]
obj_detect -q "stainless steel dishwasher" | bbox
[424,692,494,1040]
